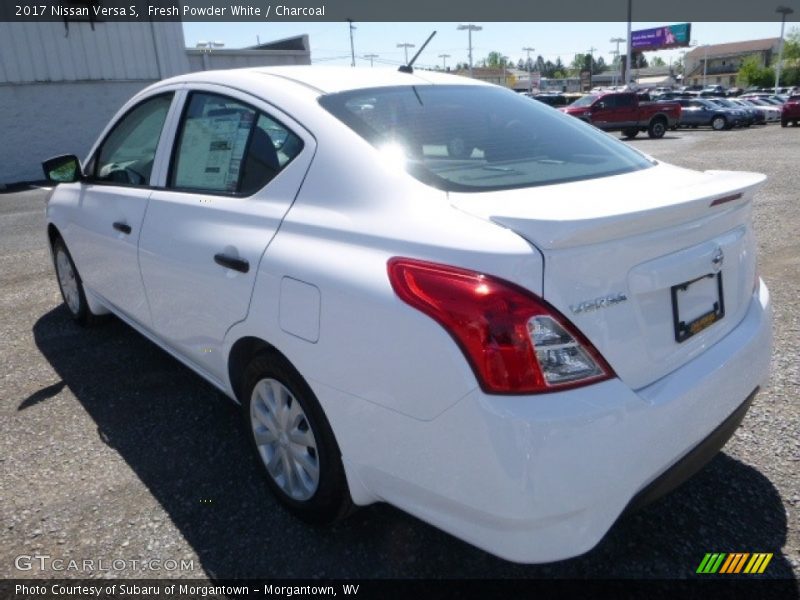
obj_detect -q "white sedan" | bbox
[43,67,772,563]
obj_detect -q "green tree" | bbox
[553,57,566,78]
[484,51,510,68]
[737,56,774,87]
[784,27,800,61]
[650,55,666,67]
[570,53,606,75]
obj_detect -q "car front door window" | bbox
[93,94,173,186]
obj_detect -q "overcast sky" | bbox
[182,21,795,69]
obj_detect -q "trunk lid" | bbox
[449,162,765,390]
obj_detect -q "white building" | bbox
[0,22,310,184]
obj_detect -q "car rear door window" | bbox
[93,94,173,186]
[169,92,303,195]
[616,95,636,107]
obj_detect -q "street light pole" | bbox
[458,24,482,78]
[522,46,535,92]
[681,40,697,87]
[397,42,415,65]
[625,0,632,87]
[703,43,709,87]
[196,40,224,71]
[775,6,795,93]
[364,53,378,67]
[438,53,451,70]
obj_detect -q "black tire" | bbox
[622,127,639,139]
[781,120,788,127]
[711,115,728,131]
[242,351,354,525]
[51,236,101,326]
[647,118,667,139]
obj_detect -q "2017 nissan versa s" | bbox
[43,67,772,563]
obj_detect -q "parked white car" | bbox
[43,67,772,563]
[739,97,783,122]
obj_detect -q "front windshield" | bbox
[319,86,653,192]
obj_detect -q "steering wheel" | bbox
[104,164,146,185]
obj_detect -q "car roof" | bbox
[161,66,490,95]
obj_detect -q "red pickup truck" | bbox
[781,95,800,127]
[559,92,681,139]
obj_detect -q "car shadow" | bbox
[620,135,683,142]
[30,306,798,584]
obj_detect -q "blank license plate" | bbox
[671,273,725,343]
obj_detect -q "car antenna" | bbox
[398,31,436,74]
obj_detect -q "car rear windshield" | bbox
[319,85,653,192]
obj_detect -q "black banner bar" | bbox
[2,579,799,600]
[2,0,800,22]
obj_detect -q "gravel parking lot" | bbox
[1,124,798,582]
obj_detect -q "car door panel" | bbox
[66,92,179,325]
[138,87,316,380]
[67,185,152,322]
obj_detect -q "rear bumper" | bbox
[333,280,772,563]
[621,386,757,515]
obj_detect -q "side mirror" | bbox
[42,155,82,184]
[595,101,606,110]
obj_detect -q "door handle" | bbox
[214,253,249,273]
[113,221,132,234]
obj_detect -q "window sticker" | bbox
[174,110,253,192]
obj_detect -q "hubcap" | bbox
[250,378,319,501]
[55,248,80,314]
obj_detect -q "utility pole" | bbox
[458,24,482,78]
[364,53,378,67]
[522,46,535,92]
[347,19,356,67]
[775,6,795,93]
[588,46,597,89]
[397,42,415,65]
[611,37,625,88]
[438,53,451,70]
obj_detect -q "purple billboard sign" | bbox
[631,23,691,52]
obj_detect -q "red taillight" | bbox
[387,258,614,394]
